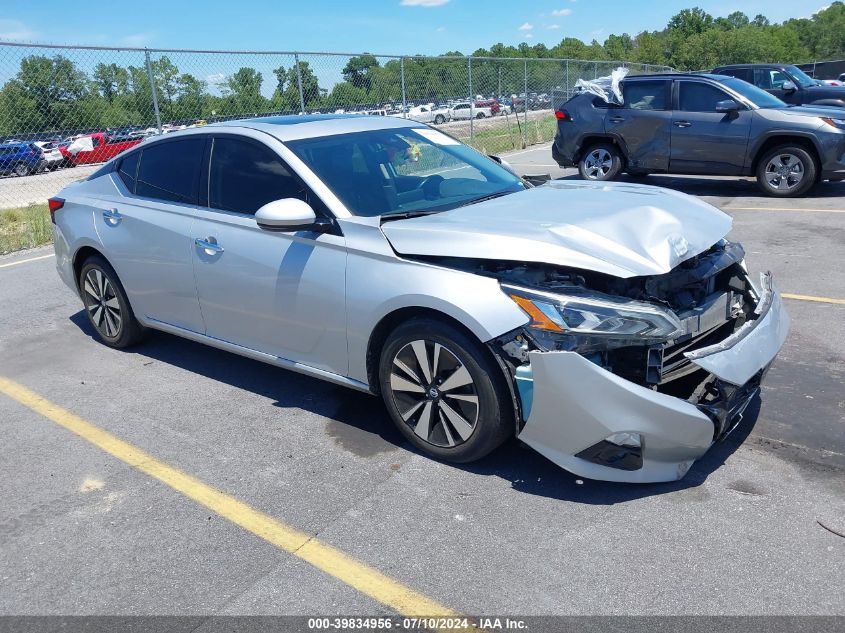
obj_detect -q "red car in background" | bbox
[474,99,501,115]
[60,132,142,166]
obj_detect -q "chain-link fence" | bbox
[0,41,672,215]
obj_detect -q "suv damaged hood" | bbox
[381,180,732,278]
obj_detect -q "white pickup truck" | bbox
[394,104,451,124]
[448,101,493,120]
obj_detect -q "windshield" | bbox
[286,127,524,217]
[716,77,788,109]
[785,65,816,89]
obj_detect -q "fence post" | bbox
[468,57,473,144]
[523,59,528,147]
[400,57,407,117]
[144,49,162,134]
[294,52,306,114]
[565,59,569,100]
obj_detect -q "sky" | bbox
[0,0,832,56]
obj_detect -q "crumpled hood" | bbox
[381,180,732,278]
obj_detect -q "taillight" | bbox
[48,197,64,224]
[555,110,572,121]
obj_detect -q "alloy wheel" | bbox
[388,340,479,448]
[83,268,122,338]
[764,153,804,191]
[584,148,612,179]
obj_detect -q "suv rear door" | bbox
[605,79,672,171]
[669,79,752,175]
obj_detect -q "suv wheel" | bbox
[578,143,623,181]
[13,162,30,177]
[79,255,145,349]
[434,114,445,124]
[756,145,816,197]
[378,318,512,463]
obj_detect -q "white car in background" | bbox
[449,102,493,120]
[400,104,451,125]
[33,141,65,170]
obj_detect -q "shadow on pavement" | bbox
[71,293,759,504]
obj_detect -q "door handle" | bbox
[673,120,692,128]
[609,116,625,123]
[102,208,122,225]
[195,237,224,254]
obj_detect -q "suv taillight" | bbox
[555,110,572,121]
[48,197,64,224]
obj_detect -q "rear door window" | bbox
[117,152,139,192]
[717,68,753,83]
[208,136,308,215]
[678,82,730,112]
[622,81,668,110]
[136,138,204,204]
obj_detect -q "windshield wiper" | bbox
[380,210,441,223]
[457,190,516,208]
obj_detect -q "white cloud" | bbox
[0,19,36,41]
[551,8,573,16]
[547,24,560,29]
[518,22,534,31]
[120,33,152,46]
[400,0,450,6]
[207,73,226,83]
[523,33,534,39]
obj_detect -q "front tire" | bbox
[475,112,486,119]
[434,114,445,124]
[79,255,145,349]
[378,318,512,463]
[578,143,623,181]
[756,145,816,197]
[13,162,30,177]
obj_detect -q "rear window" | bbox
[622,81,668,110]
[136,138,204,204]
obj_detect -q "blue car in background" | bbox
[0,142,45,177]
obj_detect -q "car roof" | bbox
[209,114,425,141]
[0,142,29,149]
[713,63,788,69]
[624,73,727,81]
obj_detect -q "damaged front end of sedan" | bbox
[421,240,789,482]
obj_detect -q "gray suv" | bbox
[552,73,845,196]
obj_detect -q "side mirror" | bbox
[715,99,741,113]
[781,80,797,92]
[255,198,326,233]
[488,154,519,177]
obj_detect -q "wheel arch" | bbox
[750,134,822,179]
[72,245,109,291]
[576,134,628,163]
[366,306,500,396]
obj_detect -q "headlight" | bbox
[822,117,845,130]
[503,284,682,342]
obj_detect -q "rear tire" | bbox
[78,255,145,349]
[13,162,29,177]
[755,144,816,197]
[578,143,623,181]
[378,317,512,463]
[434,114,445,124]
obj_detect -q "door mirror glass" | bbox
[715,99,741,113]
[255,198,317,232]
[781,80,797,92]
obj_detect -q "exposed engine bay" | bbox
[414,240,763,443]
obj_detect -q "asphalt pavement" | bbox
[0,144,843,619]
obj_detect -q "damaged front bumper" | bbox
[516,273,789,483]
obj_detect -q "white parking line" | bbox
[0,253,54,269]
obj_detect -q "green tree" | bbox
[342,54,380,91]
[93,63,129,104]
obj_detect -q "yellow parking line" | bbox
[0,253,54,269]
[782,293,845,306]
[727,207,845,214]
[0,376,457,618]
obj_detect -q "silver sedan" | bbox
[49,115,788,483]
